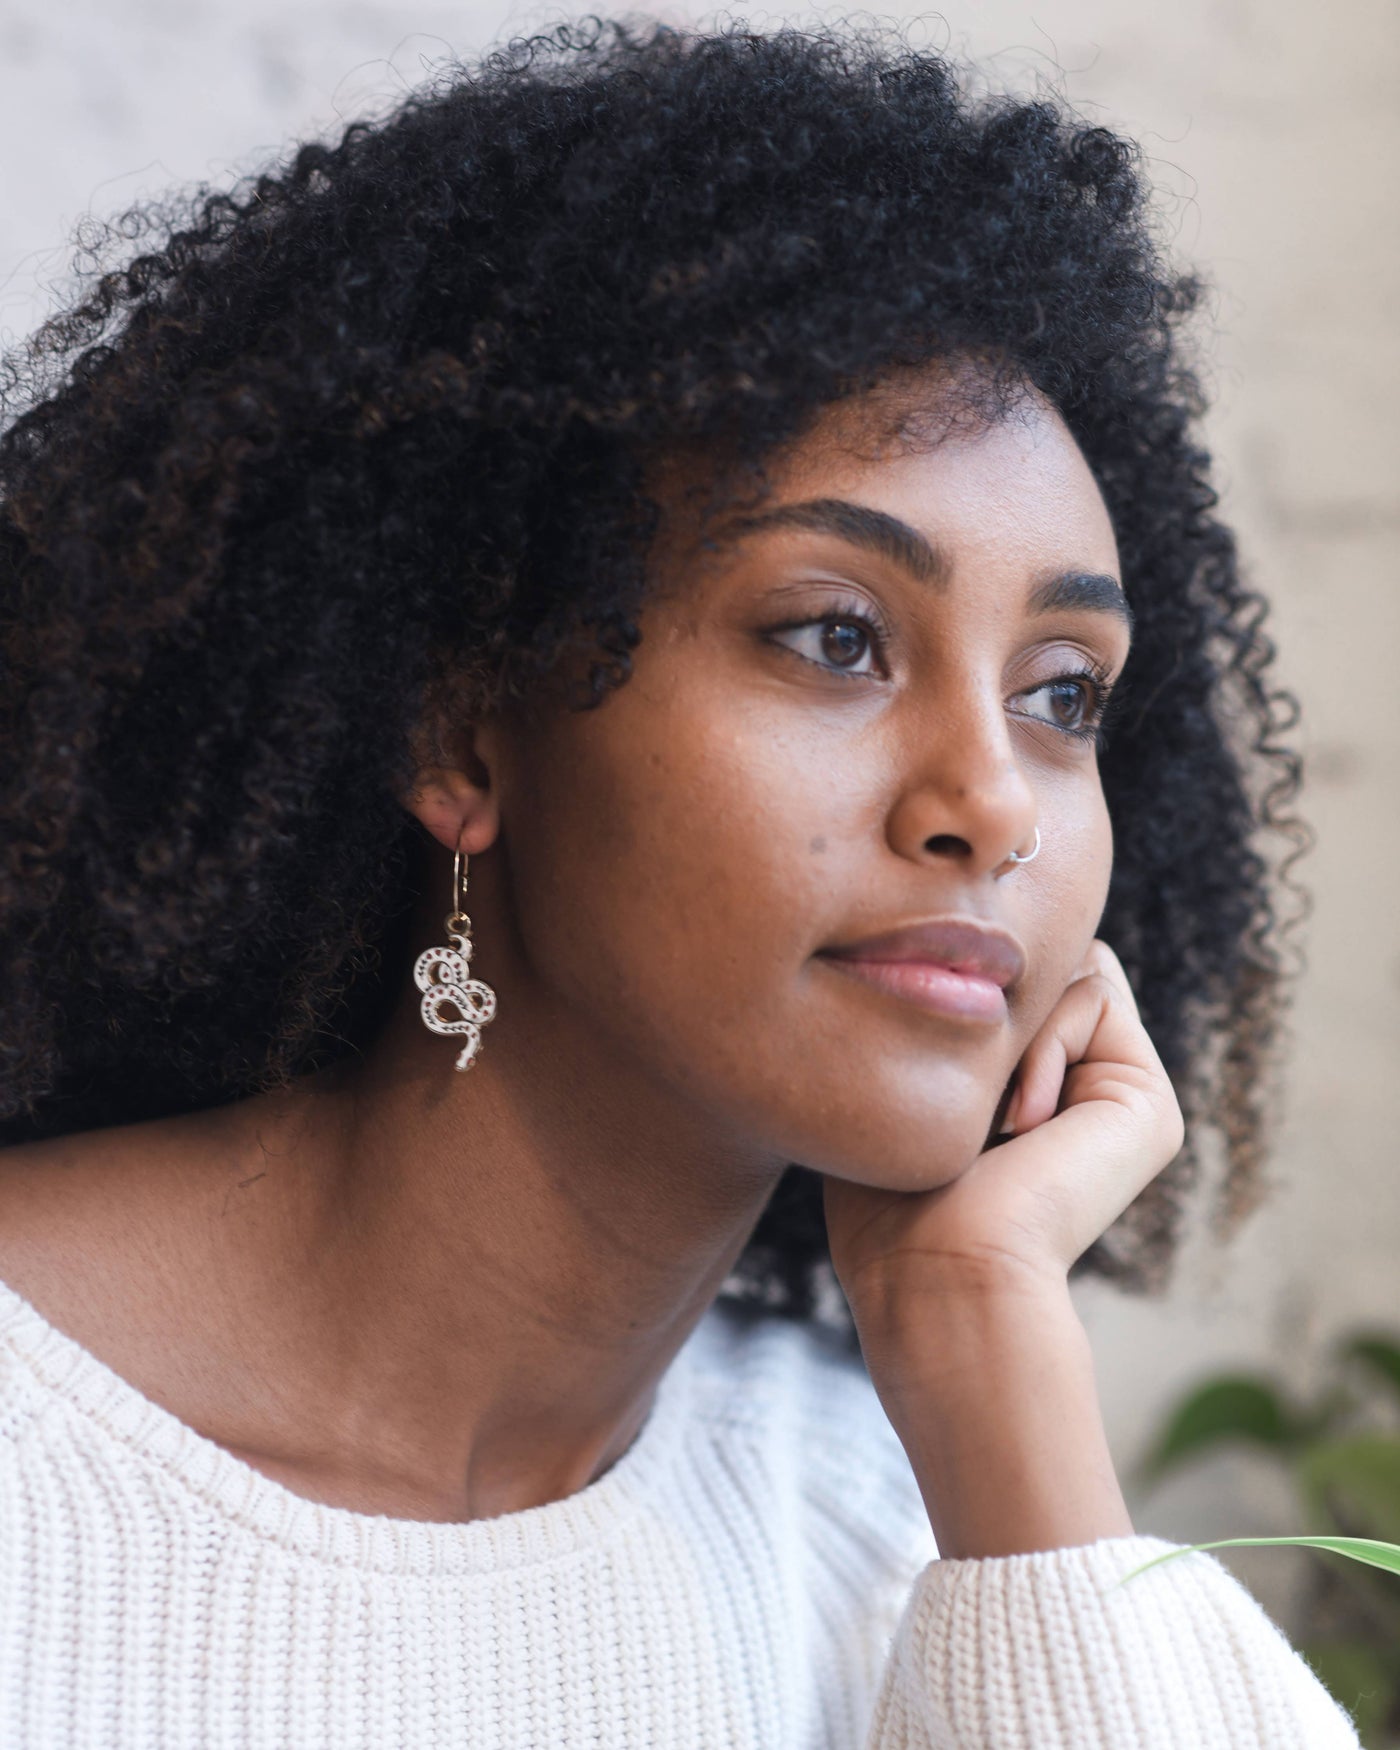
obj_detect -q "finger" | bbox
[1009,970,1160,1133]
[1071,938,1139,1013]
[1008,977,1104,1133]
[992,1074,1185,1271]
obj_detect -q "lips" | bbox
[816,918,1025,1023]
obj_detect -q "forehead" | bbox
[649,370,1118,584]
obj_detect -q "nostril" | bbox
[923,834,970,857]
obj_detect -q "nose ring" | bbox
[1001,825,1041,870]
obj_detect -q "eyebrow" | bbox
[714,497,947,588]
[711,496,1133,631]
[1026,570,1134,632]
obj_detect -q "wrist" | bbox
[856,1272,1133,1560]
[848,1250,1074,1399]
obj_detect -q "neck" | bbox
[178,937,783,1521]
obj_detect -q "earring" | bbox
[413,847,498,1071]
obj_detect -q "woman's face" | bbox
[479,380,1130,1191]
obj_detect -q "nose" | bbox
[885,692,1040,880]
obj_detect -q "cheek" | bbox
[499,686,844,1080]
[1010,790,1115,1034]
[497,689,1120,1188]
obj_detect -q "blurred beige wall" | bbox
[2,0,1396,1630]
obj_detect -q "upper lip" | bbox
[819,918,1026,989]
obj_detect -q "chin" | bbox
[820,1150,981,1196]
[720,1031,1006,1188]
[785,1098,1000,1194]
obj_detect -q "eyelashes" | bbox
[766,594,893,678]
[765,599,1124,745]
[1014,662,1118,743]
[767,615,883,677]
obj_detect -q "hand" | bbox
[820,938,1176,1556]
[823,938,1186,1326]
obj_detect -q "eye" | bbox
[770,615,882,676]
[1010,672,1111,739]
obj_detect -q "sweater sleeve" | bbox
[861,1533,1362,1749]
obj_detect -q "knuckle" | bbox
[1069,969,1117,1008]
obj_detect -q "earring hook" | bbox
[446,846,471,942]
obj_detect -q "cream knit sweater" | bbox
[0,1275,1361,1748]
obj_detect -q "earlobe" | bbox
[397,703,507,854]
[399,720,503,858]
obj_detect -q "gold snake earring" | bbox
[413,846,498,1071]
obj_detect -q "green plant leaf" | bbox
[1298,1639,1397,1745]
[1295,1434,1400,1543]
[1292,1381,1363,1445]
[1133,1377,1304,1487]
[1339,1333,1400,1415]
[1107,1535,1400,1590]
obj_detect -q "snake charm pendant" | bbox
[414,925,498,1071]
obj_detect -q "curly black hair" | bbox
[0,15,1303,1321]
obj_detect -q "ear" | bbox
[398,717,502,858]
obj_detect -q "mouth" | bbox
[815,917,1024,1024]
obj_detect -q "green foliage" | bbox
[1298,1436,1400,1545]
[1125,1324,1400,1748]
[1303,1641,1398,1744]
[1132,1376,1312,1482]
[1341,1336,1400,1413]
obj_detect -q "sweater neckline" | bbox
[0,1272,702,1578]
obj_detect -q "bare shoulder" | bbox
[0,1113,211,1336]
[0,1099,296,1408]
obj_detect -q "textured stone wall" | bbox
[2,0,1396,1631]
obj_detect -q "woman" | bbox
[0,16,1359,1747]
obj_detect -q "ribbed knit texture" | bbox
[0,1275,1360,1748]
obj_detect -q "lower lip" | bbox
[818,955,1008,1022]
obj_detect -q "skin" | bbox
[0,369,1182,1554]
